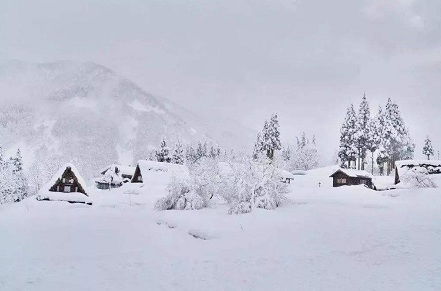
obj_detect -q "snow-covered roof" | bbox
[395,160,441,176]
[39,163,88,194]
[100,164,135,176]
[136,160,190,181]
[330,168,372,179]
[291,170,307,176]
[395,160,441,168]
[279,169,295,179]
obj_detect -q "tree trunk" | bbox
[371,152,374,175]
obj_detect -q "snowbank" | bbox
[36,191,92,205]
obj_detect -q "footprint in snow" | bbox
[156,219,177,229]
[188,230,215,240]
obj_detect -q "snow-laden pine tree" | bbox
[209,145,221,159]
[0,148,28,204]
[185,145,197,164]
[10,149,28,201]
[281,145,292,162]
[365,108,382,174]
[423,136,434,160]
[338,105,358,168]
[355,94,370,170]
[383,98,414,174]
[254,114,282,160]
[196,142,208,160]
[155,138,171,163]
[172,141,185,165]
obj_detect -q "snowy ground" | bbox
[1,169,440,290]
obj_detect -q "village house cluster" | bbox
[34,157,441,205]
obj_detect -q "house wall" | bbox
[332,172,372,188]
[131,166,143,183]
[49,167,86,194]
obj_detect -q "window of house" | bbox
[337,178,347,184]
[360,179,366,184]
[64,186,71,193]
[138,175,142,182]
[62,178,66,183]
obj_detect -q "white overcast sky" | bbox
[1,0,440,161]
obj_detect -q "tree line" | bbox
[338,95,414,175]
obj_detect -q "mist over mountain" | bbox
[0,60,254,180]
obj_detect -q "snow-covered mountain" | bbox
[0,60,254,180]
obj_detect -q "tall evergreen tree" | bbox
[366,107,382,174]
[355,94,370,170]
[423,136,434,160]
[172,141,185,165]
[0,148,28,203]
[254,114,282,160]
[196,142,208,160]
[338,104,357,168]
[383,98,413,174]
[252,133,263,160]
[9,148,23,173]
[155,138,171,163]
[281,145,292,162]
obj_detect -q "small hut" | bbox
[330,169,373,188]
[95,164,135,189]
[37,163,91,204]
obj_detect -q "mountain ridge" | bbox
[0,60,254,183]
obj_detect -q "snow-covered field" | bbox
[1,169,440,291]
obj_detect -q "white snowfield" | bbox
[1,167,440,291]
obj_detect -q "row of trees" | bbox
[156,113,317,214]
[0,148,29,204]
[281,133,319,171]
[338,95,414,175]
[153,139,223,165]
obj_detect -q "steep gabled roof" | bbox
[330,168,372,179]
[40,163,88,194]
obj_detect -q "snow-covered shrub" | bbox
[221,156,288,214]
[189,157,223,202]
[400,168,437,188]
[155,178,205,210]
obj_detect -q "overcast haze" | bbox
[1,0,440,161]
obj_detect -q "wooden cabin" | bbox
[49,165,87,195]
[330,169,373,189]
